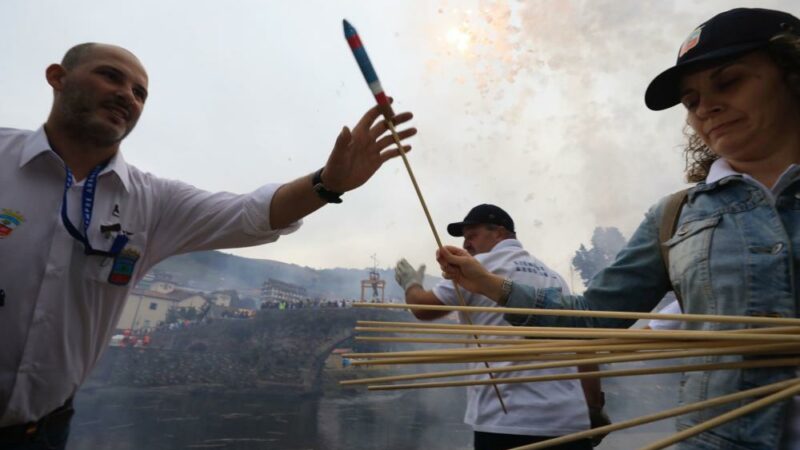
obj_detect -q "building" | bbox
[260,278,307,307]
[210,290,238,308]
[117,288,199,331]
[175,293,211,311]
[135,270,176,293]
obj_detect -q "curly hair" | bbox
[683,32,800,183]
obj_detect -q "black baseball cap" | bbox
[447,204,515,237]
[645,8,800,111]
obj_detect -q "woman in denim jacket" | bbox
[436,8,800,450]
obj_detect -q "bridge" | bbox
[88,308,414,392]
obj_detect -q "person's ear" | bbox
[45,64,67,90]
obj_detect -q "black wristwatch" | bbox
[312,168,343,204]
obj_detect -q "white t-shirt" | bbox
[432,239,590,436]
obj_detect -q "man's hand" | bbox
[268,102,415,229]
[320,101,416,193]
[395,258,425,292]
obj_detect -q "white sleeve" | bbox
[432,279,460,306]
[145,179,301,265]
[648,300,683,330]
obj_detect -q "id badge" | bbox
[108,248,141,286]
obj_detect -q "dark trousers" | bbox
[0,399,74,450]
[474,431,593,450]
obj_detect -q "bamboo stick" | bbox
[384,119,508,414]
[354,325,800,343]
[350,342,799,374]
[639,378,800,450]
[356,320,800,338]
[349,352,604,366]
[348,344,800,366]
[357,335,659,350]
[357,320,624,332]
[349,357,800,389]
[345,340,744,360]
[509,378,800,450]
[355,336,539,345]
[353,302,800,327]
[357,343,800,367]
[356,334,658,349]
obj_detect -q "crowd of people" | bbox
[260,298,366,310]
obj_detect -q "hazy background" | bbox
[2,0,794,285]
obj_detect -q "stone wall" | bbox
[89,308,410,392]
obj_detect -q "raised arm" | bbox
[438,200,673,329]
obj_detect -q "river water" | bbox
[69,384,471,449]
[67,369,677,450]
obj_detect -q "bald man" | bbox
[0,43,416,449]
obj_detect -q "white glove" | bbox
[395,258,426,292]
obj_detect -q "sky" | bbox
[1,0,795,289]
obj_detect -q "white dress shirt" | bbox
[432,239,590,436]
[0,126,300,426]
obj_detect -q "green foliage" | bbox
[166,307,199,323]
[165,308,179,324]
[572,227,627,285]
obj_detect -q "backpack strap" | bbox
[658,189,690,308]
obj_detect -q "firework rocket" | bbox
[343,19,395,119]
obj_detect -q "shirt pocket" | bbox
[84,230,148,287]
[663,216,720,280]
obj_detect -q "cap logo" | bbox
[679,26,703,58]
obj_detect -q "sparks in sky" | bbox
[445,25,473,54]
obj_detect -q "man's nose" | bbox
[115,87,135,106]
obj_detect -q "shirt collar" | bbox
[20,125,132,192]
[705,158,800,200]
[18,126,53,168]
[705,158,741,185]
[104,150,131,192]
[491,238,522,252]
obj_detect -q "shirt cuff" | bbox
[504,282,545,327]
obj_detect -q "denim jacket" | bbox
[505,169,800,449]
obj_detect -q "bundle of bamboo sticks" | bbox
[342,302,800,450]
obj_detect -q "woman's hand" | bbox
[436,245,507,302]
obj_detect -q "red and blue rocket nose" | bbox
[343,19,394,118]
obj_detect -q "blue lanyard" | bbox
[61,165,129,257]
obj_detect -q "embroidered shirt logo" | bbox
[108,247,141,286]
[0,209,25,239]
[679,26,703,58]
